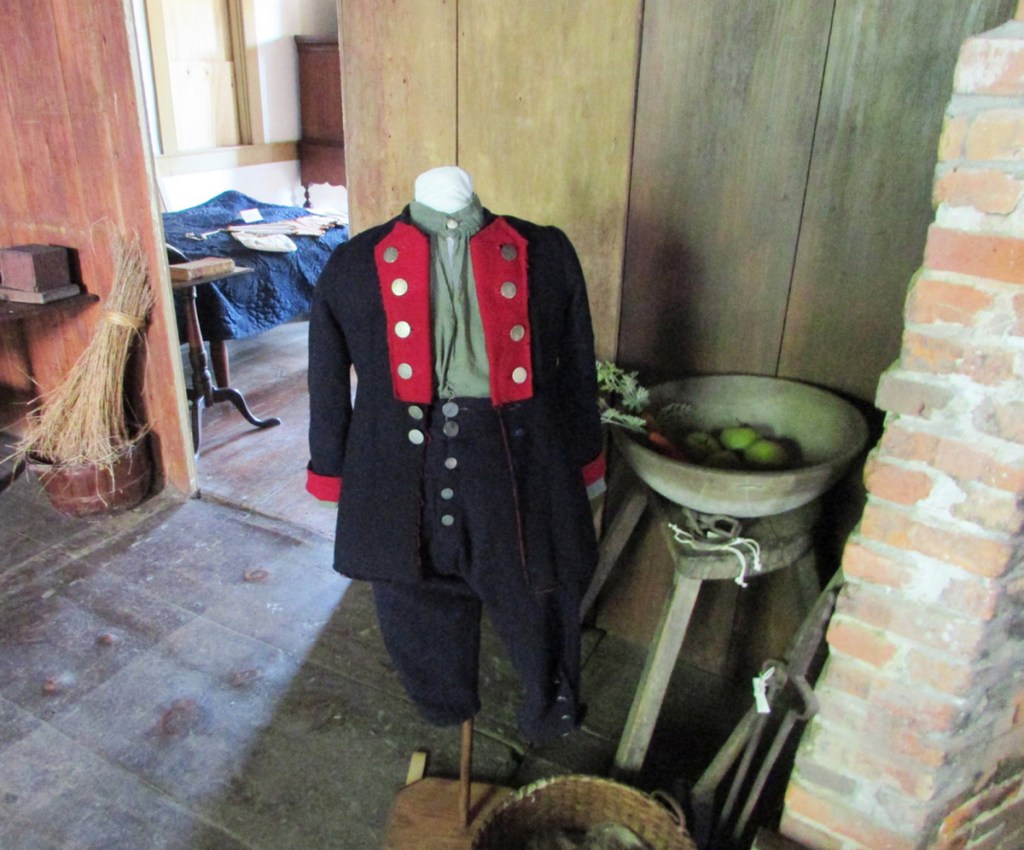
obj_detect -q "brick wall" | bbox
[778,9,1024,850]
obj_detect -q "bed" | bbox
[162,190,349,448]
[163,189,349,348]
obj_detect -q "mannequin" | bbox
[306,166,605,745]
[413,165,475,213]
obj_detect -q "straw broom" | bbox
[13,232,154,469]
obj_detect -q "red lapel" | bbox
[374,216,532,405]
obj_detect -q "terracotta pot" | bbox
[29,439,153,518]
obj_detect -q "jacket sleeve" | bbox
[552,228,606,490]
[306,251,353,502]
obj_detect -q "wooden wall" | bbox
[339,0,641,360]
[619,0,1016,403]
[0,0,195,495]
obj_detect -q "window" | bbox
[144,0,255,154]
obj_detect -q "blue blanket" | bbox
[163,191,349,340]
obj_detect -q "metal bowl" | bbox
[614,375,869,517]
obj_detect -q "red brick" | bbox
[842,539,912,587]
[879,423,941,465]
[955,37,1024,97]
[871,679,963,735]
[938,575,1000,621]
[827,616,899,667]
[875,368,955,418]
[941,778,1021,839]
[906,648,975,695]
[841,580,988,656]
[933,167,1024,214]
[804,726,941,800]
[974,397,1024,445]
[820,653,877,702]
[952,480,1024,535]
[966,110,1024,162]
[784,781,921,849]
[777,816,844,850]
[924,226,1024,285]
[902,330,1016,385]
[933,437,1024,492]
[905,275,996,325]
[864,457,934,505]
[872,720,949,769]
[859,503,1016,578]
[939,115,970,161]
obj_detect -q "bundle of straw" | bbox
[13,232,154,469]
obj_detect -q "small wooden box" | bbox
[169,256,236,281]
[0,245,73,292]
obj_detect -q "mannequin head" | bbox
[414,166,475,214]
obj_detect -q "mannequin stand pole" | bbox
[460,718,473,829]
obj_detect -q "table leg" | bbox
[177,285,281,455]
[613,572,703,778]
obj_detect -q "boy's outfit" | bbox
[306,172,604,744]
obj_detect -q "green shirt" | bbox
[409,195,490,399]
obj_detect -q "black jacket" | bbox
[306,207,604,591]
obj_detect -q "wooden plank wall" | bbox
[338,0,457,234]
[338,0,641,358]
[619,0,1015,404]
[618,1,834,384]
[457,0,642,359]
[0,0,194,495]
[778,0,1016,400]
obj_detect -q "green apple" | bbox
[683,431,721,461]
[719,425,760,451]
[743,438,790,469]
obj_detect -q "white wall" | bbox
[151,0,344,212]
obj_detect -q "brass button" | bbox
[397,363,413,380]
[501,244,517,261]
[442,401,460,418]
[383,246,399,263]
[441,514,455,527]
[500,282,517,299]
[444,457,458,470]
[510,324,525,341]
[441,488,454,500]
[443,420,460,437]
[391,278,409,296]
[394,320,412,338]
[408,429,424,445]
[408,405,424,420]
[511,366,528,384]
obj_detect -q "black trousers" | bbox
[372,397,584,745]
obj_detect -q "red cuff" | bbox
[306,468,342,502]
[581,452,606,487]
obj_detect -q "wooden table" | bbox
[172,269,281,454]
[584,483,822,779]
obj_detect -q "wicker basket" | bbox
[471,774,697,850]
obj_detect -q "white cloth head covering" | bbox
[414,166,475,214]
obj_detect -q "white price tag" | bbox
[239,207,263,223]
[753,666,775,715]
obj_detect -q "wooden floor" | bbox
[187,320,336,539]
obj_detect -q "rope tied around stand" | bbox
[666,508,763,587]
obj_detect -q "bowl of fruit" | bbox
[612,374,869,517]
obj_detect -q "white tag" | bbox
[753,667,774,715]
[239,207,263,223]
